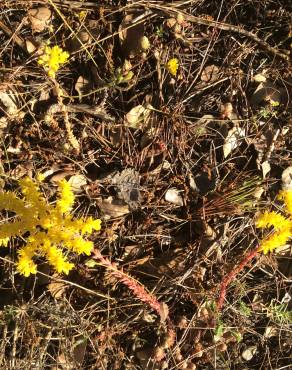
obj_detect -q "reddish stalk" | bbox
[92,249,168,321]
[217,245,259,310]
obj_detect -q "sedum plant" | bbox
[256,189,292,253]
[166,58,179,77]
[38,44,69,78]
[0,177,101,277]
[217,188,292,310]
[0,177,167,320]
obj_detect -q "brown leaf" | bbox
[28,7,52,33]
[124,104,152,129]
[48,278,67,299]
[201,64,219,83]
[0,90,18,114]
[97,197,130,218]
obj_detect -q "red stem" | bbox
[92,249,167,320]
[217,246,259,310]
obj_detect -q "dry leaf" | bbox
[73,337,87,366]
[241,346,257,361]
[97,197,130,218]
[0,116,8,137]
[28,7,52,33]
[140,36,150,50]
[68,174,87,194]
[25,39,38,54]
[0,90,18,114]
[69,30,91,52]
[223,126,245,158]
[124,104,152,129]
[264,326,278,338]
[250,81,282,106]
[282,166,292,190]
[252,73,267,83]
[166,17,177,29]
[261,160,271,179]
[220,102,234,119]
[159,302,169,322]
[50,170,75,184]
[165,188,184,206]
[48,278,67,299]
[201,64,219,83]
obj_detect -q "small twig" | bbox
[0,20,27,53]
[139,3,290,63]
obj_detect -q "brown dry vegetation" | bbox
[0,0,291,369]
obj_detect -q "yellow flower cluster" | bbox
[256,189,292,254]
[38,45,69,78]
[0,177,101,276]
[166,58,179,77]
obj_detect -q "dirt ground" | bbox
[0,1,291,369]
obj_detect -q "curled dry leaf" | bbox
[166,18,177,29]
[165,188,184,206]
[75,76,91,101]
[140,36,150,51]
[28,7,52,33]
[250,81,283,106]
[241,346,257,361]
[252,73,267,83]
[97,196,130,219]
[124,104,152,129]
[223,126,245,158]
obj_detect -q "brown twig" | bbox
[139,3,290,63]
[0,20,27,53]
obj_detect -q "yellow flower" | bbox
[16,244,38,277]
[0,238,9,247]
[278,189,292,215]
[256,189,292,254]
[166,58,179,76]
[258,228,291,254]
[16,257,37,277]
[0,177,101,276]
[255,211,290,230]
[56,179,75,214]
[38,45,69,79]
[78,10,87,20]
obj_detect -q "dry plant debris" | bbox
[0,0,291,369]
